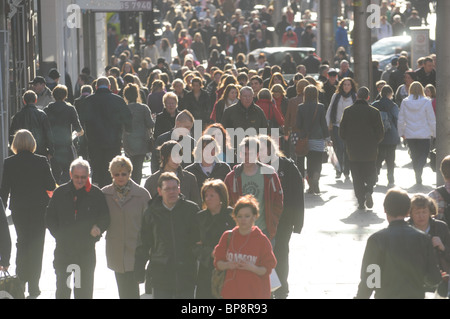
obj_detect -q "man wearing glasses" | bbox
[46,158,110,299]
[135,172,200,299]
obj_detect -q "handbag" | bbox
[211,231,232,299]
[295,105,318,157]
[322,145,329,163]
[0,271,25,299]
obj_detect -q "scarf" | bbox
[114,180,132,205]
[330,91,356,125]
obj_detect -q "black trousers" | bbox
[89,146,121,188]
[115,271,140,299]
[12,207,46,296]
[273,219,293,298]
[349,160,377,206]
[376,144,397,183]
[128,154,146,185]
[54,249,96,299]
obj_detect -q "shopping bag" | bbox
[0,271,25,299]
[328,145,341,172]
[270,269,281,292]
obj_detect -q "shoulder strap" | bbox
[306,105,319,138]
[437,187,450,203]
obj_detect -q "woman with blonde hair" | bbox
[398,81,436,185]
[191,32,207,63]
[102,155,151,298]
[195,179,235,299]
[0,129,56,298]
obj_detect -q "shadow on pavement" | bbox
[340,209,385,227]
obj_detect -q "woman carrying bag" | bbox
[296,85,329,194]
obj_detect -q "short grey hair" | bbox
[240,86,254,96]
[70,157,91,175]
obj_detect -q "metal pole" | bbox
[435,0,450,185]
[319,0,335,65]
[352,0,372,94]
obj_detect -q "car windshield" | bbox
[372,36,410,55]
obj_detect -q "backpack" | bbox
[436,186,450,229]
[379,110,391,132]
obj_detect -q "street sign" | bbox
[76,0,153,12]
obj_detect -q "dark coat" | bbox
[44,101,83,163]
[339,99,385,162]
[183,89,212,125]
[134,195,200,291]
[83,88,132,150]
[371,97,401,145]
[408,217,450,273]
[9,104,55,156]
[220,100,268,132]
[0,198,11,268]
[154,108,180,140]
[144,166,201,207]
[356,220,442,299]
[46,181,110,264]
[150,129,196,174]
[0,151,56,211]
[122,102,154,156]
[185,161,231,193]
[276,156,305,234]
[296,102,329,140]
[195,206,235,299]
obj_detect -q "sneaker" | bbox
[365,192,373,209]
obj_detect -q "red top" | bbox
[213,226,277,299]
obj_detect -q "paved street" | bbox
[4,144,439,299]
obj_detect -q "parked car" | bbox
[248,46,319,81]
[371,36,411,70]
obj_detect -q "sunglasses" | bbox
[113,172,129,177]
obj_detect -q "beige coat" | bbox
[102,180,151,273]
[285,95,303,137]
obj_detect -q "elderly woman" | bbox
[408,194,450,279]
[153,92,180,139]
[122,83,154,185]
[185,135,231,195]
[398,81,436,185]
[0,129,56,298]
[102,155,151,299]
[195,179,235,299]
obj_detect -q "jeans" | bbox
[407,139,430,184]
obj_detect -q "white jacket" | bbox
[398,95,436,139]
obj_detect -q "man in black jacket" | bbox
[221,86,268,134]
[9,90,54,158]
[135,172,200,299]
[356,188,442,299]
[46,158,110,299]
[339,87,384,210]
[83,77,132,187]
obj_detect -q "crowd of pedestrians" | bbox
[0,0,447,300]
